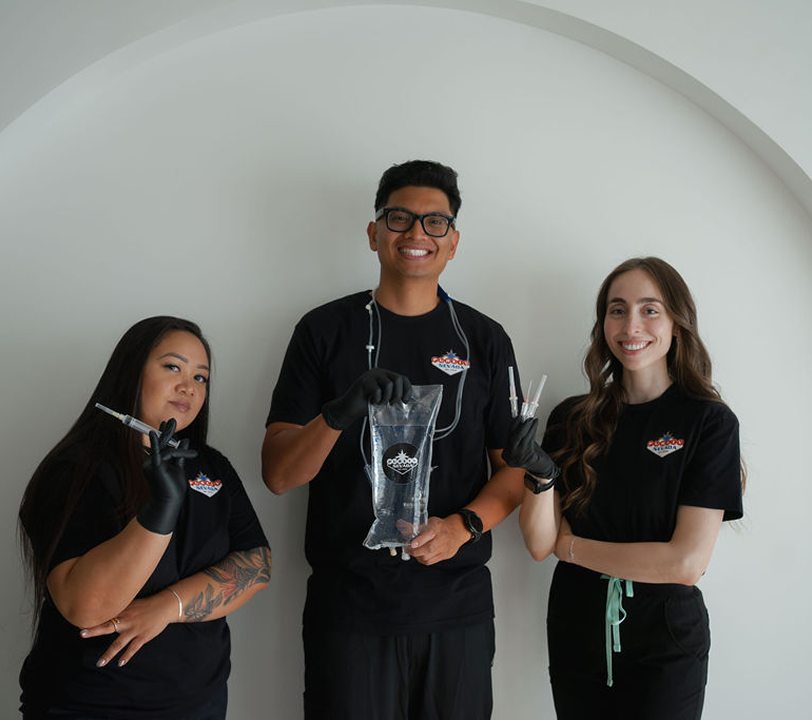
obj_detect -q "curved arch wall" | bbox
[1,5,808,718]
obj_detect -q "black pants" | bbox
[548,563,709,720]
[303,621,495,720]
[27,684,228,720]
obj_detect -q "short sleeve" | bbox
[208,450,270,552]
[49,461,124,570]
[266,316,325,427]
[483,327,519,450]
[679,403,743,521]
[542,396,583,456]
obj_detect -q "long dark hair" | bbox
[18,316,212,625]
[553,257,731,514]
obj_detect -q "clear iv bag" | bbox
[363,384,443,551]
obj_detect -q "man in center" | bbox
[262,160,535,719]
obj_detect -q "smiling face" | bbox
[603,268,675,382]
[367,185,460,287]
[138,330,210,437]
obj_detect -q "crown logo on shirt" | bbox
[431,349,470,376]
[646,432,685,458]
[188,472,223,497]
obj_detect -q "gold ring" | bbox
[111,617,120,632]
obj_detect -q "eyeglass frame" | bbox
[374,207,457,238]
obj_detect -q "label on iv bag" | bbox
[383,443,419,483]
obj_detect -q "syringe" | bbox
[508,366,519,419]
[95,403,181,448]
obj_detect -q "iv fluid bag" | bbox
[363,384,443,551]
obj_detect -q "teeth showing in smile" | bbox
[399,248,429,257]
[622,342,649,351]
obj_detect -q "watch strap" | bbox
[524,472,556,494]
[456,508,483,544]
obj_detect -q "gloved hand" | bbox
[322,369,412,431]
[137,419,197,535]
[502,417,559,479]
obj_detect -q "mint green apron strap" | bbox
[601,575,634,687]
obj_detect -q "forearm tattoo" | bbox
[184,546,272,622]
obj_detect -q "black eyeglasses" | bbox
[375,207,456,238]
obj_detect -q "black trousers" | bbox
[27,683,228,720]
[548,563,709,720]
[303,621,495,720]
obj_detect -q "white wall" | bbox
[533,0,812,178]
[1,5,810,719]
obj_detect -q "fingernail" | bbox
[411,541,419,548]
[118,659,126,667]
[96,658,106,667]
[80,629,88,637]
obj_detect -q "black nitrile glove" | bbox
[502,417,559,479]
[137,419,197,535]
[322,369,412,431]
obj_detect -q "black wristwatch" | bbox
[457,508,483,544]
[524,472,556,495]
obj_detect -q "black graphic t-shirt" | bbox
[267,291,518,634]
[19,445,269,719]
[544,385,743,543]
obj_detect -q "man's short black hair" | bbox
[374,160,461,217]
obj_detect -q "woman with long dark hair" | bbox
[515,258,743,718]
[18,316,271,720]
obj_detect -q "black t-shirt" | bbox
[20,445,269,719]
[544,385,743,543]
[267,291,518,634]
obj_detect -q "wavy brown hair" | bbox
[552,257,731,514]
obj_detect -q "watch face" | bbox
[462,509,483,534]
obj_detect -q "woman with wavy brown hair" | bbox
[517,257,743,719]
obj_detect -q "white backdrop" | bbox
[1,5,810,719]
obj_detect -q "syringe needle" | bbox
[94,403,180,448]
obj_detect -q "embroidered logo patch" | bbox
[188,472,222,497]
[646,432,685,458]
[431,349,470,376]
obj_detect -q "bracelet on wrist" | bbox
[168,588,183,620]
